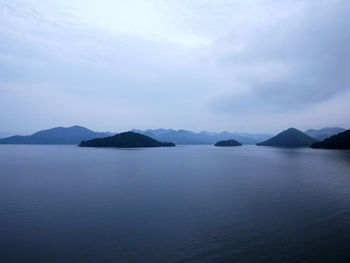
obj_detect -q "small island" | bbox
[311,129,350,149]
[79,131,175,148]
[214,139,242,147]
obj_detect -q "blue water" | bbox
[1,145,350,262]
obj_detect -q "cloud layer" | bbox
[0,0,349,134]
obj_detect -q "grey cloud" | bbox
[211,0,350,114]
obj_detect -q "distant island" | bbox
[257,128,317,148]
[215,139,242,147]
[79,131,175,148]
[305,127,345,141]
[0,126,113,145]
[311,129,350,149]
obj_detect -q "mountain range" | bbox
[0,126,113,145]
[132,129,272,145]
[0,126,347,146]
[305,127,346,141]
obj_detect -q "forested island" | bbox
[214,139,242,147]
[79,131,175,148]
[311,129,350,149]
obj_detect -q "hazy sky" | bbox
[1,0,349,135]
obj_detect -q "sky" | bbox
[0,0,349,135]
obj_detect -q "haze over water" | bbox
[1,145,350,262]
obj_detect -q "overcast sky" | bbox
[1,0,349,135]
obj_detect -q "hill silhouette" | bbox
[311,129,350,149]
[215,139,242,147]
[0,126,113,145]
[257,128,317,148]
[79,131,175,148]
[305,127,345,141]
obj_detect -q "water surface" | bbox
[1,145,350,262]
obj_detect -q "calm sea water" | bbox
[1,145,350,263]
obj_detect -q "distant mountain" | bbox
[305,127,346,141]
[134,129,272,145]
[311,129,350,149]
[257,128,317,148]
[0,126,114,145]
[132,129,176,137]
[79,131,175,148]
[215,139,242,147]
[0,132,13,139]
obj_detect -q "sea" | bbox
[1,145,350,262]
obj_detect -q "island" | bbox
[214,139,242,147]
[311,129,350,149]
[257,127,317,148]
[79,131,175,148]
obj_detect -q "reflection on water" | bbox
[0,145,350,263]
